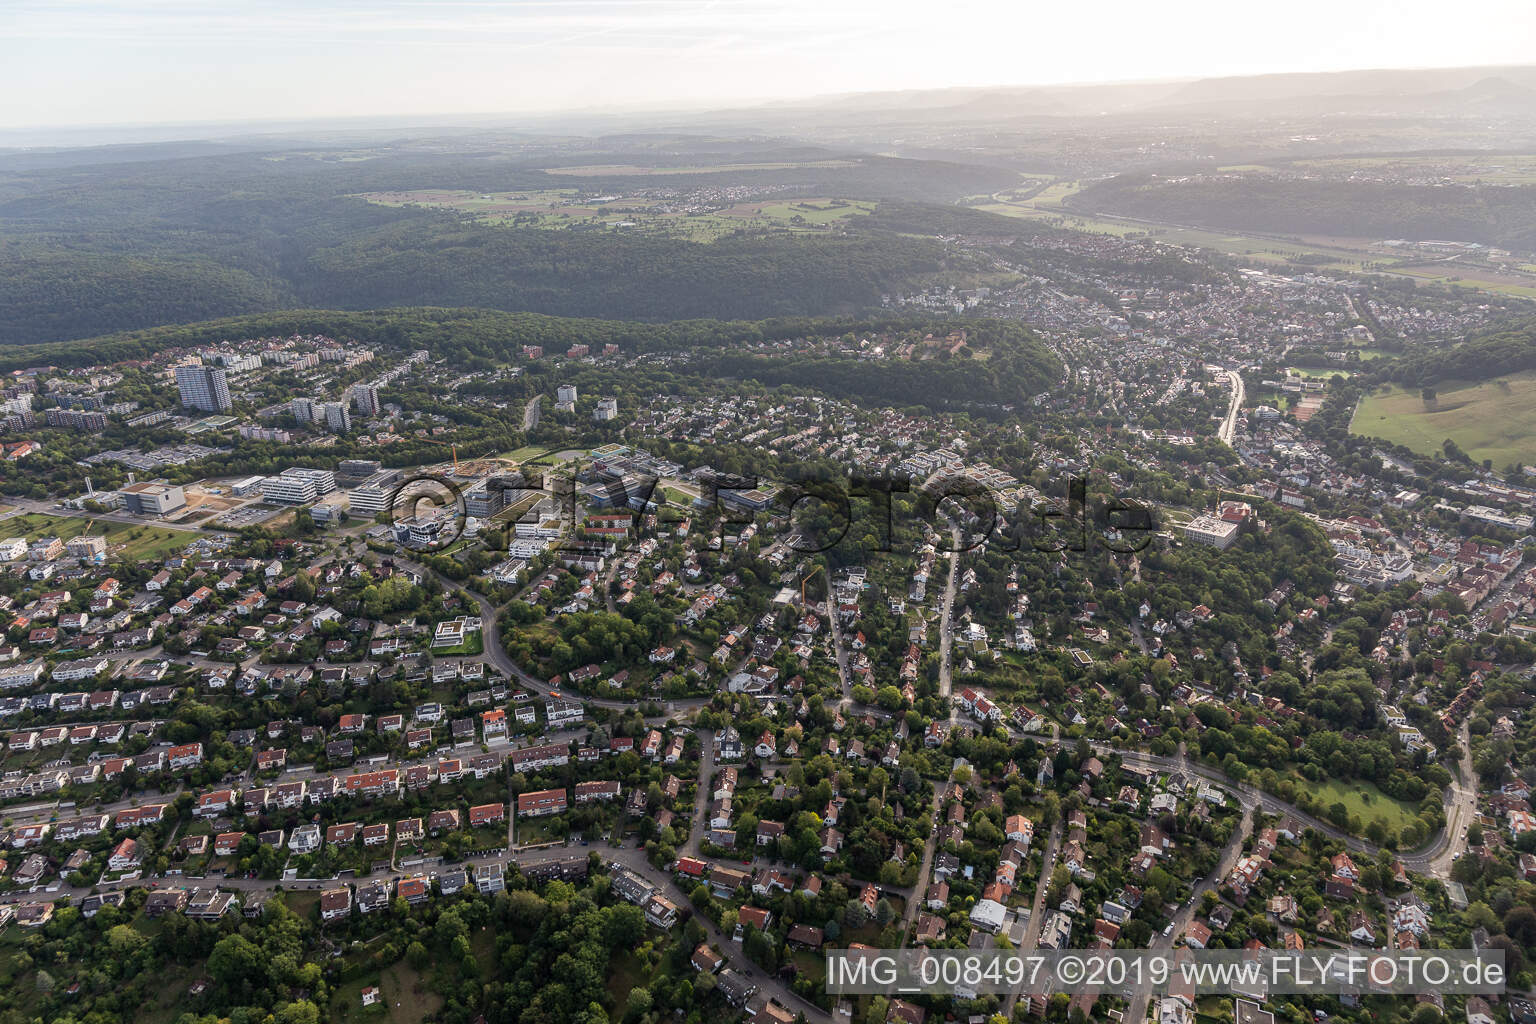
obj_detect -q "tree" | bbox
[208,933,263,992]
[1411,1003,1444,1024]
[624,986,652,1020]
[1504,905,1536,946]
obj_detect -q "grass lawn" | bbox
[136,963,200,1024]
[284,889,321,919]
[470,926,498,975]
[513,816,565,846]
[331,961,441,1024]
[1287,366,1350,380]
[792,949,827,985]
[1305,777,1418,836]
[1351,371,1536,468]
[0,512,195,560]
[431,634,484,656]
[605,949,646,1007]
[499,445,560,463]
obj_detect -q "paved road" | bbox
[3,496,218,535]
[1418,720,1477,876]
[681,730,714,859]
[936,526,961,710]
[392,553,709,715]
[1101,744,1466,876]
[1,837,829,1023]
[900,525,964,946]
[1123,807,1254,1024]
[1216,368,1244,447]
[1002,819,1063,1015]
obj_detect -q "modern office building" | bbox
[260,467,337,505]
[120,481,187,515]
[338,459,383,478]
[347,485,389,517]
[174,363,231,413]
[1182,515,1241,550]
[463,483,506,519]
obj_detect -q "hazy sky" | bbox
[5,0,1536,128]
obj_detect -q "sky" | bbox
[4,0,1536,129]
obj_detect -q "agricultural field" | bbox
[541,159,859,176]
[1287,153,1536,185]
[0,512,197,560]
[979,173,1536,297]
[974,178,1375,269]
[1351,370,1536,467]
[353,189,875,242]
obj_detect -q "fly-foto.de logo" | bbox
[383,473,468,552]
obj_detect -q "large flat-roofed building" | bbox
[260,467,338,505]
[310,494,349,525]
[338,459,383,479]
[121,481,187,515]
[229,476,266,497]
[174,363,232,413]
[1182,515,1240,550]
[463,484,505,519]
[347,485,389,517]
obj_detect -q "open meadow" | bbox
[1351,370,1536,467]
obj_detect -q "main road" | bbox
[1216,368,1244,447]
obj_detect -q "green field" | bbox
[331,961,441,1024]
[1351,371,1536,467]
[977,175,1536,297]
[542,159,859,176]
[1305,777,1418,836]
[1287,366,1351,379]
[0,512,196,560]
[354,189,875,242]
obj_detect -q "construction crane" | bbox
[800,564,824,608]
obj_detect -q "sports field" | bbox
[1351,371,1536,467]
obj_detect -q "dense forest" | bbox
[1069,173,1536,249]
[1375,315,1536,385]
[0,138,1021,345]
[705,320,1061,412]
[299,223,944,321]
[0,863,726,1024]
[0,308,1057,378]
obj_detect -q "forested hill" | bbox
[0,142,1020,345]
[298,224,943,321]
[705,319,1061,412]
[0,215,950,347]
[0,308,1060,398]
[1068,173,1536,250]
[1376,315,1536,386]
